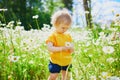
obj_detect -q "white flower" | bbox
[93,39,100,46]
[29,60,34,64]
[65,42,73,47]
[17,22,22,25]
[8,55,20,62]
[99,32,104,36]
[8,75,12,80]
[88,54,93,57]
[32,15,39,19]
[21,54,26,57]
[101,25,106,30]
[15,26,24,31]
[108,41,117,45]
[6,21,14,28]
[32,52,35,55]
[1,24,6,27]
[102,46,114,54]
[85,11,89,14]
[106,76,120,80]
[0,8,7,11]
[87,63,92,68]
[42,24,51,31]
[90,75,96,80]
[106,57,115,64]
[101,72,111,79]
[84,49,88,53]
[86,42,90,47]
[109,28,118,32]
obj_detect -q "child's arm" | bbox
[46,42,70,52]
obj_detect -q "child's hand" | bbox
[61,46,70,51]
[60,42,74,53]
[67,46,74,53]
[65,42,74,53]
[61,46,74,53]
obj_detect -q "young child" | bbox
[46,9,74,80]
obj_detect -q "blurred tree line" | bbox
[83,0,92,28]
[0,0,73,30]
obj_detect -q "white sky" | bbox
[72,0,120,27]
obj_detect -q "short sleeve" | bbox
[67,34,72,42]
[45,34,56,45]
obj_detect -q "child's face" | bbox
[55,24,70,34]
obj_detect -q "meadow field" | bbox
[0,18,120,80]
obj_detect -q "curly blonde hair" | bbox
[51,9,72,27]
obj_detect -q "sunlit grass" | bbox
[0,19,120,80]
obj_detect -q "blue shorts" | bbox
[48,61,72,73]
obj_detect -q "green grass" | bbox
[0,22,120,80]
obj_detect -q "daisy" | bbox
[101,72,111,79]
[102,46,114,54]
[65,42,73,47]
[29,60,34,64]
[90,75,96,80]
[106,57,115,64]
[8,55,20,62]
[32,15,39,19]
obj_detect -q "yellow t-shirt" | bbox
[46,31,72,66]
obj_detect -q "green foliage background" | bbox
[0,0,72,30]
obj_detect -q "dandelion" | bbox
[32,15,39,19]
[102,46,114,54]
